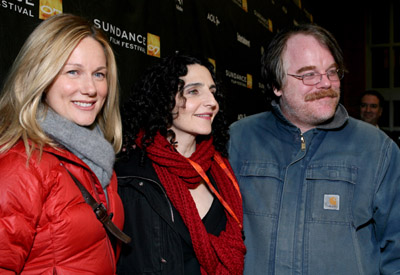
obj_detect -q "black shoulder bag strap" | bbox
[51,153,131,244]
[62,164,131,244]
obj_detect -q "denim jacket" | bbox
[228,102,400,275]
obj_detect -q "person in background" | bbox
[116,52,246,274]
[0,13,128,274]
[360,90,384,127]
[229,23,400,274]
[360,90,400,147]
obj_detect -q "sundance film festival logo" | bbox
[2,0,35,18]
[237,33,250,47]
[2,0,63,19]
[147,33,160,58]
[94,19,147,54]
[226,69,252,89]
[253,10,273,32]
[232,0,247,12]
[39,0,62,20]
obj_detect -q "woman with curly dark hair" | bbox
[116,52,246,274]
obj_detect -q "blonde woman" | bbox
[0,14,127,274]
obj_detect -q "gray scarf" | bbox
[38,107,115,190]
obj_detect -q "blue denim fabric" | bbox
[228,103,400,275]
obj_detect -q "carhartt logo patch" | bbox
[324,194,340,210]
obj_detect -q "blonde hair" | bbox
[0,13,122,157]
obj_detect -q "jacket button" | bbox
[138,181,144,186]
[161,258,167,264]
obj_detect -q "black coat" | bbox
[115,148,226,275]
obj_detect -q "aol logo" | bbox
[207,13,220,26]
[237,114,247,120]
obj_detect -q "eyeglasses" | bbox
[287,68,344,86]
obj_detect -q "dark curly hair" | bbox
[120,52,229,157]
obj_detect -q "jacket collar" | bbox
[42,144,91,171]
[271,99,349,132]
[115,148,160,183]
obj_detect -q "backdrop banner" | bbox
[0,0,312,123]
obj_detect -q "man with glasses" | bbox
[228,24,400,275]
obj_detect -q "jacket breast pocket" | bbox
[306,164,357,224]
[238,161,283,218]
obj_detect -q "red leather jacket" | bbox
[0,140,124,274]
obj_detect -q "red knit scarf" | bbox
[137,132,246,274]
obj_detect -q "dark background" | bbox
[1,0,394,137]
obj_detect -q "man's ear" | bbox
[273,87,282,97]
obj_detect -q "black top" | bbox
[177,187,227,275]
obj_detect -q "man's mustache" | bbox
[305,89,339,102]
